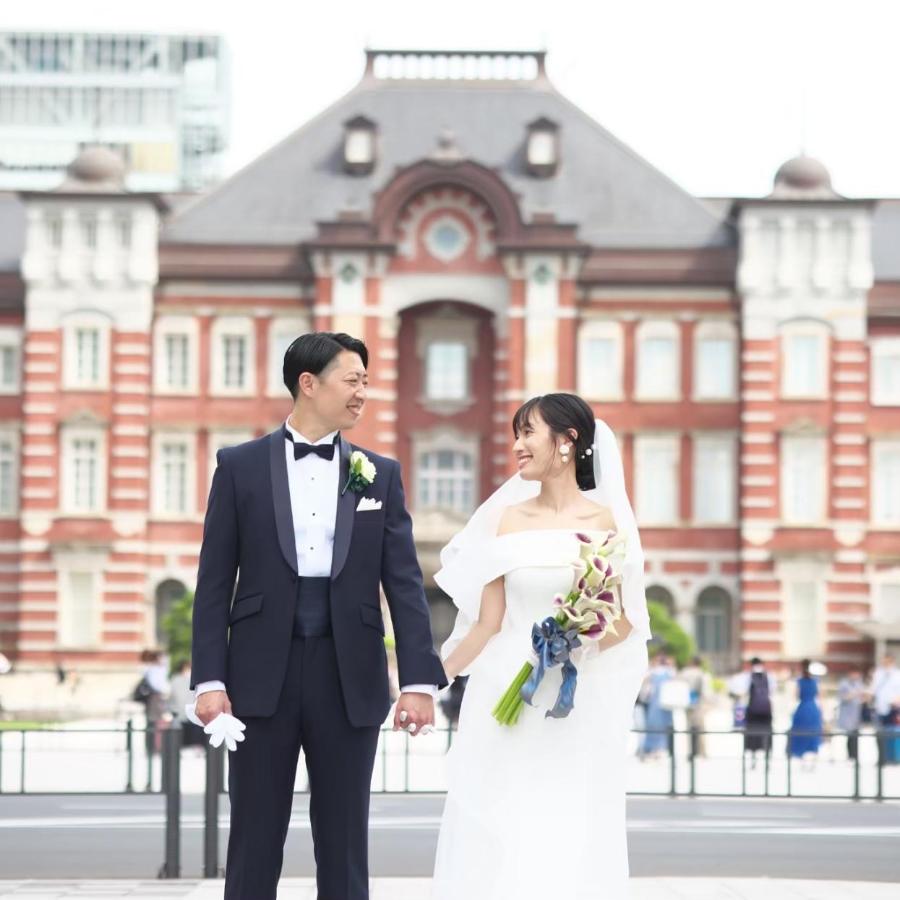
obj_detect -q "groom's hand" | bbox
[393,692,435,738]
[196,690,232,726]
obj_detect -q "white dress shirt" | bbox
[196,419,435,700]
[869,666,900,717]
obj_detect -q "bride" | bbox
[431,393,651,900]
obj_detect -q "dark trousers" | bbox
[224,635,380,900]
[846,730,859,761]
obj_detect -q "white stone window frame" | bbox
[415,311,478,415]
[0,424,21,518]
[780,432,828,526]
[267,318,310,398]
[870,573,900,624]
[210,315,256,397]
[60,424,108,516]
[207,430,255,495]
[871,337,900,407]
[779,319,830,400]
[54,550,105,651]
[693,320,738,401]
[691,431,737,526]
[633,432,681,526]
[635,319,681,402]
[412,427,480,516]
[870,438,900,528]
[577,320,623,400]
[0,325,22,394]
[62,310,112,391]
[153,315,199,396]
[152,430,198,520]
[777,560,826,659]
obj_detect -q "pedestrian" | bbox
[138,649,170,767]
[168,660,205,749]
[681,656,712,758]
[868,654,900,765]
[740,657,775,768]
[836,668,865,761]
[639,653,675,760]
[789,659,823,768]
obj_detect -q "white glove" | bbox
[185,703,247,752]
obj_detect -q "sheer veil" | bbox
[434,418,651,666]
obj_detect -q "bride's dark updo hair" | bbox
[512,393,597,491]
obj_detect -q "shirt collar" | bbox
[284,417,338,447]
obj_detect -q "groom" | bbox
[191,332,448,899]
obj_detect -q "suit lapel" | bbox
[331,435,355,580]
[269,429,298,576]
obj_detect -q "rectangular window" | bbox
[781,436,827,524]
[635,435,680,524]
[0,438,17,514]
[783,332,826,397]
[872,441,900,525]
[222,334,247,389]
[269,330,298,395]
[160,442,189,515]
[872,339,900,406]
[637,335,679,399]
[425,342,468,401]
[71,437,100,512]
[59,571,99,648]
[579,334,622,399]
[81,214,98,249]
[164,334,190,390]
[875,583,900,623]
[75,328,101,385]
[0,345,18,389]
[783,581,821,658]
[47,214,63,249]
[693,436,735,523]
[416,448,475,514]
[695,337,736,399]
[116,214,132,248]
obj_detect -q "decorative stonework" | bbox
[397,188,494,261]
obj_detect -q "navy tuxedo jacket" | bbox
[190,429,448,727]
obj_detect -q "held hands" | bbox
[392,692,436,737]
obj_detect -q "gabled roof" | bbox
[162,68,734,250]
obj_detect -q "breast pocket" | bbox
[229,592,263,624]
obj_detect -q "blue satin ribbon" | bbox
[520,617,582,719]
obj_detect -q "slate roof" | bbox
[161,73,735,250]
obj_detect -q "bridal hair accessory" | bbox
[185,703,247,751]
[492,530,626,725]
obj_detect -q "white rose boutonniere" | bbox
[342,450,377,495]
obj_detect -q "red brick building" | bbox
[0,49,897,680]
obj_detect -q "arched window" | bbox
[646,584,675,616]
[155,579,188,646]
[696,586,732,653]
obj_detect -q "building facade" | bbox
[0,48,897,679]
[0,29,229,192]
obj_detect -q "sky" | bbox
[6,0,900,198]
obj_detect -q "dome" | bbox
[771,155,836,198]
[61,146,126,190]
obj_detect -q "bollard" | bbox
[159,726,182,878]
[125,719,134,794]
[204,742,224,877]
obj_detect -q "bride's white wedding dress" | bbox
[432,528,648,900]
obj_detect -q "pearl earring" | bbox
[560,443,571,461]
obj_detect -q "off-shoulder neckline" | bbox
[493,527,614,539]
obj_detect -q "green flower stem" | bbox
[492,661,534,726]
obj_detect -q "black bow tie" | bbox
[283,427,337,461]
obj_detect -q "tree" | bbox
[161,590,194,671]
[647,599,695,667]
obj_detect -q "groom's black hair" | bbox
[283,332,368,399]
[512,393,597,491]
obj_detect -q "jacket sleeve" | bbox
[380,460,449,690]
[190,449,239,688]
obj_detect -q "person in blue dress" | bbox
[639,653,675,759]
[789,659,823,767]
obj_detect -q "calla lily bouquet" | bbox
[492,531,626,726]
